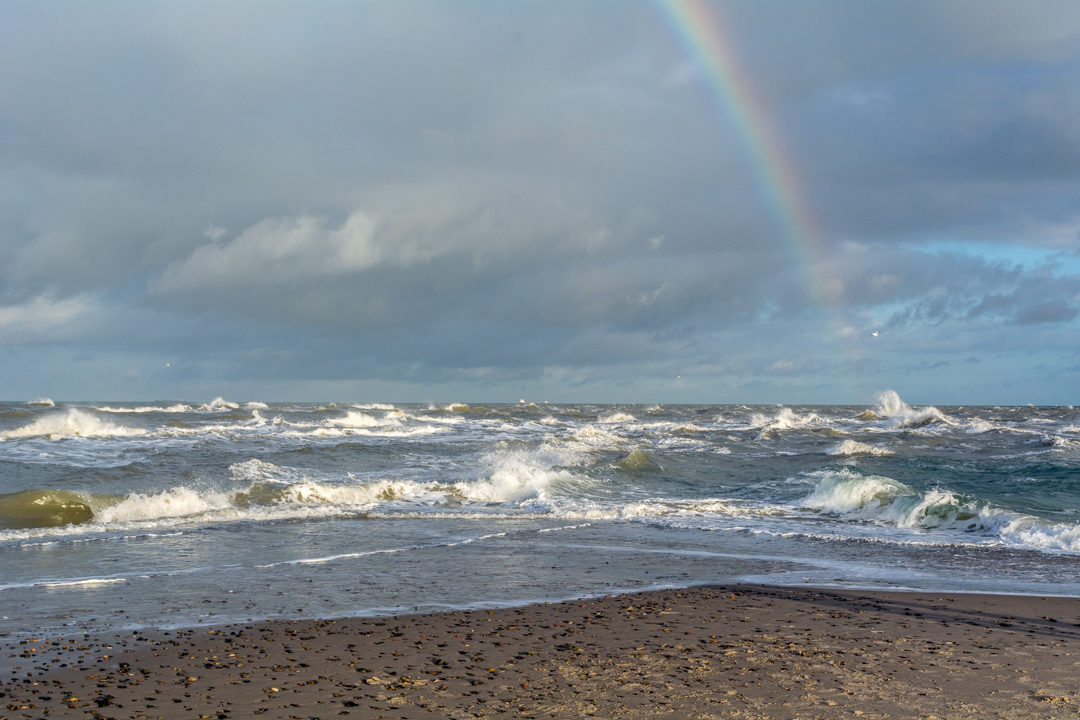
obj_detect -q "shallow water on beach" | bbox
[1,391,1078,639]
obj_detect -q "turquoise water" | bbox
[1,391,1077,639]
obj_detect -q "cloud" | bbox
[0,294,96,343]
[1016,300,1078,325]
[1,1,1079,402]
[159,212,382,290]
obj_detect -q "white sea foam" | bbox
[94,404,193,413]
[681,498,789,517]
[597,412,636,423]
[827,440,895,456]
[1043,434,1078,450]
[27,397,55,407]
[229,458,303,484]
[565,425,628,450]
[803,469,944,523]
[798,469,1080,553]
[4,476,450,540]
[328,410,384,428]
[1000,519,1080,553]
[41,577,127,588]
[259,531,518,569]
[199,397,239,411]
[750,407,826,435]
[306,424,445,439]
[269,479,440,506]
[875,390,951,429]
[413,413,465,426]
[1,409,148,440]
[454,452,569,506]
[258,545,416,568]
[537,523,593,533]
[95,486,234,523]
[445,531,508,547]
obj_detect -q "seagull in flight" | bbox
[871,331,880,337]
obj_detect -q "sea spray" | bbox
[875,390,950,429]
[454,449,576,506]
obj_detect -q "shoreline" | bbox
[4,584,1079,719]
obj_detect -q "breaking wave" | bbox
[0,447,589,536]
[752,407,824,431]
[874,390,950,429]
[598,412,636,424]
[0,409,148,440]
[800,469,1080,553]
[827,440,895,457]
[327,410,388,428]
[94,404,193,414]
[452,450,578,507]
[0,489,96,529]
[615,448,661,474]
[199,397,240,411]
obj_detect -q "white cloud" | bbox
[0,294,95,343]
[826,85,895,113]
[159,211,391,291]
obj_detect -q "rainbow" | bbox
[655,0,837,306]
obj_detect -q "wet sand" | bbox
[3,585,1079,719]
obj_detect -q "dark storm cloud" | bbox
[1,0,1078,403]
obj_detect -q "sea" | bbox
[1,390,1078,641]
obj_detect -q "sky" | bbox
[1,0,1078,405]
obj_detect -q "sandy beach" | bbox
[3,585,1079,719]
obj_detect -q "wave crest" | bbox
[875,390,950,428]
[751,407,825,436]
[598,412,636,424]
[94,404,193,414]
[200,397,240,411]
[453,451,576,506]
[800,469,1080,552]
[1,409,148,440]
[0,489,94,529]
[802,470,985,530]
[827,440,895,457]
